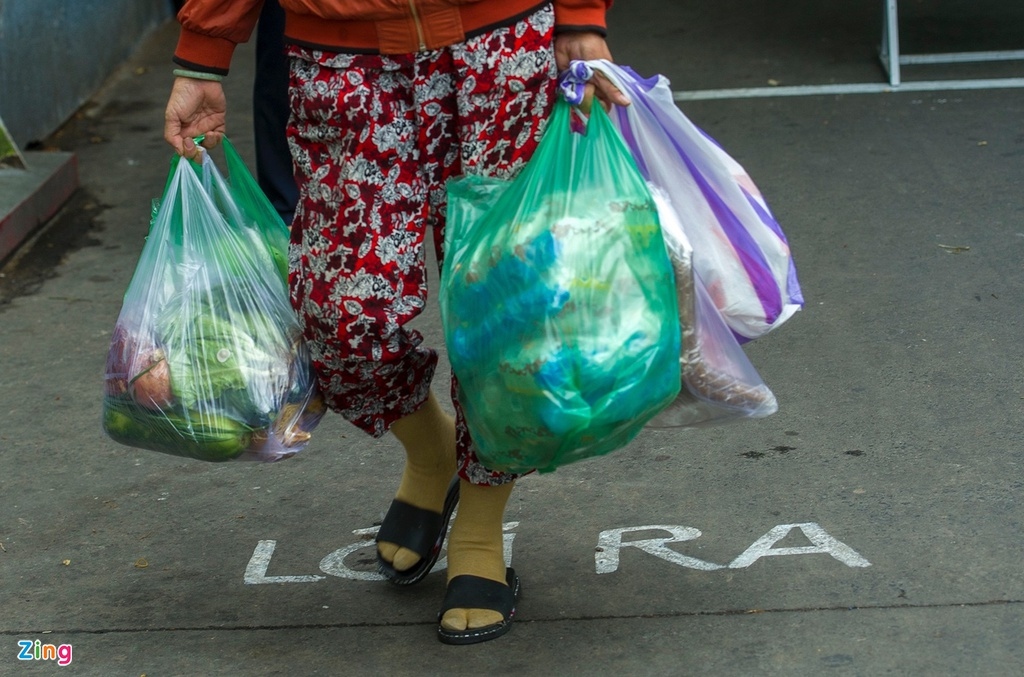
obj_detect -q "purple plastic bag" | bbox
[562,61,803,342]
[647,186,778,428]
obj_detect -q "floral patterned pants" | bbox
[286,5,557,485]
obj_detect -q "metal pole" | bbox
[882,0,901,87]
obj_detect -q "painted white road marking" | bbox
[596,525,724,574]
[246,522,870,583]
[316,520,520,581]
[728,523,872,569]
[675,78,1024,101]
[318,527,386,582]
[244,540,327,584]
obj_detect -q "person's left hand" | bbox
[554,31,629,112]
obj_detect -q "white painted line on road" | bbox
[312,521,519,582]
[246,522,871,584]
[674,78,1024,101]
[596,525,724,574]
[596,523,871,574]
[244,540,326,584]
[899,50,1024,66]
[727,523,873,569]
[317,527,387,582]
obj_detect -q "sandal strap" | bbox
[375,499,443,558]
[439,568,518,617]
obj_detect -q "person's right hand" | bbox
[554,31,629,113]
[164,77,227,160]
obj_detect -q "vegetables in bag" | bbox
[102,145,325,462]
[561,61,803,342]
[441,100,681,474]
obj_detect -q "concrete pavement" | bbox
[2,1,1023,674]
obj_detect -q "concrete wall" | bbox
[0,0,173,147]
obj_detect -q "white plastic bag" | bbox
[647,187,778,428]
[562,61,803,342]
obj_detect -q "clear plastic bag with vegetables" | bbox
[102,141,325,462]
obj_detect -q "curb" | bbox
[0,151,79,265]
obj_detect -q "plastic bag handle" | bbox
[558,60,633,107]
[199,150,214,194]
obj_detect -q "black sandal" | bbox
[375,477,460,586]
[437,567,520,645]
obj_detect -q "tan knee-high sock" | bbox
[440,479,515,632]
[378,392,457,571]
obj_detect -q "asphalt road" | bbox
[2,2,1022,674]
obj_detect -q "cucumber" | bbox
[103,397,253,462]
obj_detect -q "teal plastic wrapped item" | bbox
[441,100,681,474]
[102,144,325,463]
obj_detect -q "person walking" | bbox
[164,0,625,645]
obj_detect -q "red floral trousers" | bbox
[286,5,557,485]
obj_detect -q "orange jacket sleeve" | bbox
[553,0,613,33]
[173,0,264,75]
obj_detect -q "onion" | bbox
[131,352,174,409]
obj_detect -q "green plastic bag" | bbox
[102,143,324,462]
[440,100,681,474]
[221,138,291,280]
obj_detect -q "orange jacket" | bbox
[174,0,612,75]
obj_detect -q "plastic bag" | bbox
[221,138,290,280]
[646,186,778,427]
[561,61,803,342]
[441,99,681,474]
[102,144,325,462]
